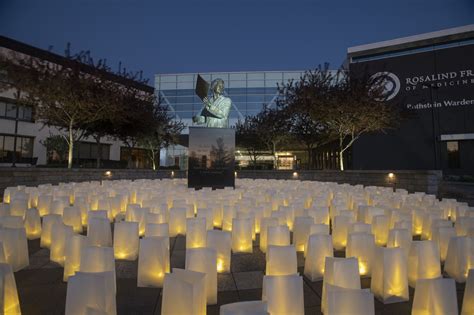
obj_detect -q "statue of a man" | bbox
[192,78,231,128]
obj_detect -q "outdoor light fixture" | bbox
[234,171,237,177]
[388,172,395,179]
[171,171,174,177]
[104,170,112,177]
[293,172,298,178]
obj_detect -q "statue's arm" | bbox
[206,98,231,119]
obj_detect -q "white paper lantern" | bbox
[308,207,330,225]
[137,236,169,288]
[304,234,333,281]
[40,214,62,248]
[456,217,474,236]
[267,225,290,248]
[266,245,297,276]
[80,246,116,293]
[293,216,314,252]
[348,222,371,234]
[185,247,217,305]
[161,268,206,315]
[371,247,408,303]
[186,218,207,249]
[207,230,231,273]
[113,221,139,260]
[222,206,236,232]
[9,198,27,218]
[309,223,330,236]
[37,194,52,217]
[50,223,74,266]
[332,215,355,250]
[262,274,304,315]
[444,236,474,283]
[51,198,67,216]
[0,227,29,272]
[169,207,186,237]
[64,234,86,281]
[346,232,375,276]
[125,207,147,236]
[63,206,83,233]
[372,215,390,246]
[412,278,458,315]
[431,226,456,263]
[24,208,41,240]
[408,241,441,288]
[232,218,253,253]
[220,301,268,315]
[0,216,23,229]
[197,208,214,230]
[145,223,169,241]
[325,284,375,315]
[322,257,361,314]
[386,228,412,258]
[87,218,112,247]
[259,217,279,253]
[0,263,21,314]
[65,271,116,315]
[461,268,474,315]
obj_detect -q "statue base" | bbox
[187,127,235,189]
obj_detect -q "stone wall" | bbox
[0,167,444,196]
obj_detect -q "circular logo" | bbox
[370,72,400,101]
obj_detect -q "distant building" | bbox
[0,36,154,168]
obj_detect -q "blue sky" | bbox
[0,0,473,84]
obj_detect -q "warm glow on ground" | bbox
[359,262,367,275]
[217,259,224,272]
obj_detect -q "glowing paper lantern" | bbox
[65,271,116,315]
[0,263,21,314]
[232,218,253,253]
[222,206,236,232]
[63,206,83,233]
[146,212,166,225]
[125,207,147,236]
[40,214,62,248]
[267,225,290,247]
[309,223,330,236]
[50,223,74,266]
[322,257,361,314]
[220,301,268,315]
[37,194,52,216]
[266,245,297,276]
[293,216,314,252]
[80,246,116,293]
[63,234,86,281]
[185,248,217,305]
[51,198,67,216]
[0,216,23,229]
[186,218,207,249]
[161,268,206,315]
[408,241,441,288]
[137,236,169,288]
[456,217,474,236]
[9,198,27,218]
[113,221,139,260]
[386,228,412,258]
[87,218,112,247]
[304,234,333,281]
[207,230,231,273]
[0,204,9,217]
[259,217,279,253]
[431,226,456,262]
[444,236,474,283]
[348,222,371,234]
[372,215,390,246]
[346,232,375,276]
[0,227,29,272]
[262,274,304,315]
[145,223,169,240]
[24,208,42,240]
[325,284,375,315]
[308,207,330,225]
[461,269,474,315]
[197,208,214,230]
[412,278,457,315]
[371,247,409,303]
[332,215,355,250]
[169,207,186,237]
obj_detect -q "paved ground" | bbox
[16,235,466,315]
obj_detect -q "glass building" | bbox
[155,71,306,129]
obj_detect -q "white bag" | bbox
[185,247,217,305]
[412,278,458,315]
[266,245,297,276]
[113,221,139,260]
[262,274,304,315]
[137,236,169,288]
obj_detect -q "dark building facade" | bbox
[348,25,474,175]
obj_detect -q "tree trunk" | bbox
[151,149,156,171]
[272,142,277,170]
[307,145,312,170]
[339,135,344,171]
[68,121,74,169]
[96,135,102,169]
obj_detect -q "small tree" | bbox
[314,69,401,170]
[40,134,69,163]
[235,117,266,169]
[138,103,185,170]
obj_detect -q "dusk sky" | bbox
[1,0,473,84]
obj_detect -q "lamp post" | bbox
[11,91,20,167]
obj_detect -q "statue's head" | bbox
[211,78,225,94]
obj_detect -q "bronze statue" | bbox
[193,78,231,128]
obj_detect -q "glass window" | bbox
[177,75,194,82]
[247,80,264,88]
[227,88,247,95]
[160,89,177,97]
[176,89,194,96]
[79,143,90,159]
[247,73,264,81]
[4,136,14,152]
[229,73,246,80]
[174,103,194,111]
[159,75,177,83]
[177,82,193,89]
[246,87,266,94]
[247,95,265,103]
[230,95,247,103]
[6,103,16,118]
[228,80,246,88]
[265,72,283,80]
[447,141,460,169]
[175,96,194,103]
